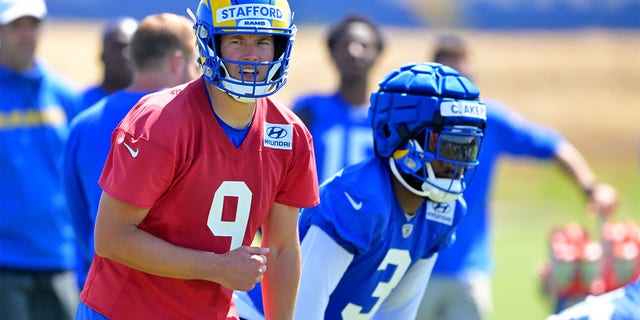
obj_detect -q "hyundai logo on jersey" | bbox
[267,126,288,139]
[264,123,292,150]
[432,203,451,213]
[440,101,487,120]
[217,5,285,23]
[426,201,456,226]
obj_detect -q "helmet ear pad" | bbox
[213,35,226,78]
[393,139,423,174]
[389,134,464,203]
[270,35,289,81]
[391,138,434,190]
[391,128,436,173]
[273,35,288,62]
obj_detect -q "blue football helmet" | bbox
[369,62,486,203]
[191,0,296,102]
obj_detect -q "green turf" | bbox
[488,160,639,320]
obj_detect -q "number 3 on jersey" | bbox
[342,249,411,319]
[207,181,252,250]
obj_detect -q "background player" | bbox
[78,16,138,110]
[294,62,486,319]
[417,34,619,320]
[292,14,385,183]
[63,12,199,290]
[547,276,640,320]
[74,0,319,319]
[0,0,80,319]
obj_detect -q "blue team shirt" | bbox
[0,62,80,270]
[63,90,153,287]
[292,93,374,183]
[299,157,466,318]
[549,277,640,320]
[79,85,109,111]
[432,99,564,279]
[604,278,640,319]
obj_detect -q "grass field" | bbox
[40,20,639,319]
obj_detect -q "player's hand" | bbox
[217,246,269,291]
[586,182,618,216]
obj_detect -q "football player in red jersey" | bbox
[75,1,319,319]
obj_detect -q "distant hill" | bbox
[46,0,640,29]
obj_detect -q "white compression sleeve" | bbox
[294,225,354,320]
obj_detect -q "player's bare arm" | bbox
[260,202,302,319]
[554,142,618,214]
[93,191,269,291]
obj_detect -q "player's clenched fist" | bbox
[214,246,270,291]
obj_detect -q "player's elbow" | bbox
[92,222,134,260]
[93,227,116,259]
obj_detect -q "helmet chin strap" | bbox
[388,158,463,204]
[226,91,259,104]
[212,85,257,103]
[421,162,463,203]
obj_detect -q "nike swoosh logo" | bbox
[123,142,139,158]
[344,191,362,211]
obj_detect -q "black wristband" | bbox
[584,182,598,197]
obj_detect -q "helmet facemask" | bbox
[389,125,483,203]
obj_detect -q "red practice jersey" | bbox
[81,79,319,319]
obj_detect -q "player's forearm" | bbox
[93,193,223,282]
[261,242,301,320]
[95,223,220,281]
[554,142,597,193]
[554,142,618,214]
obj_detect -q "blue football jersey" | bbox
[64,90,154,288]
[298,157,467,319]
[548,277,640,320]
[292,93,374,183]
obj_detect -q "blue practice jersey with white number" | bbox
[298,157,466,319]
[292,93,374,183]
